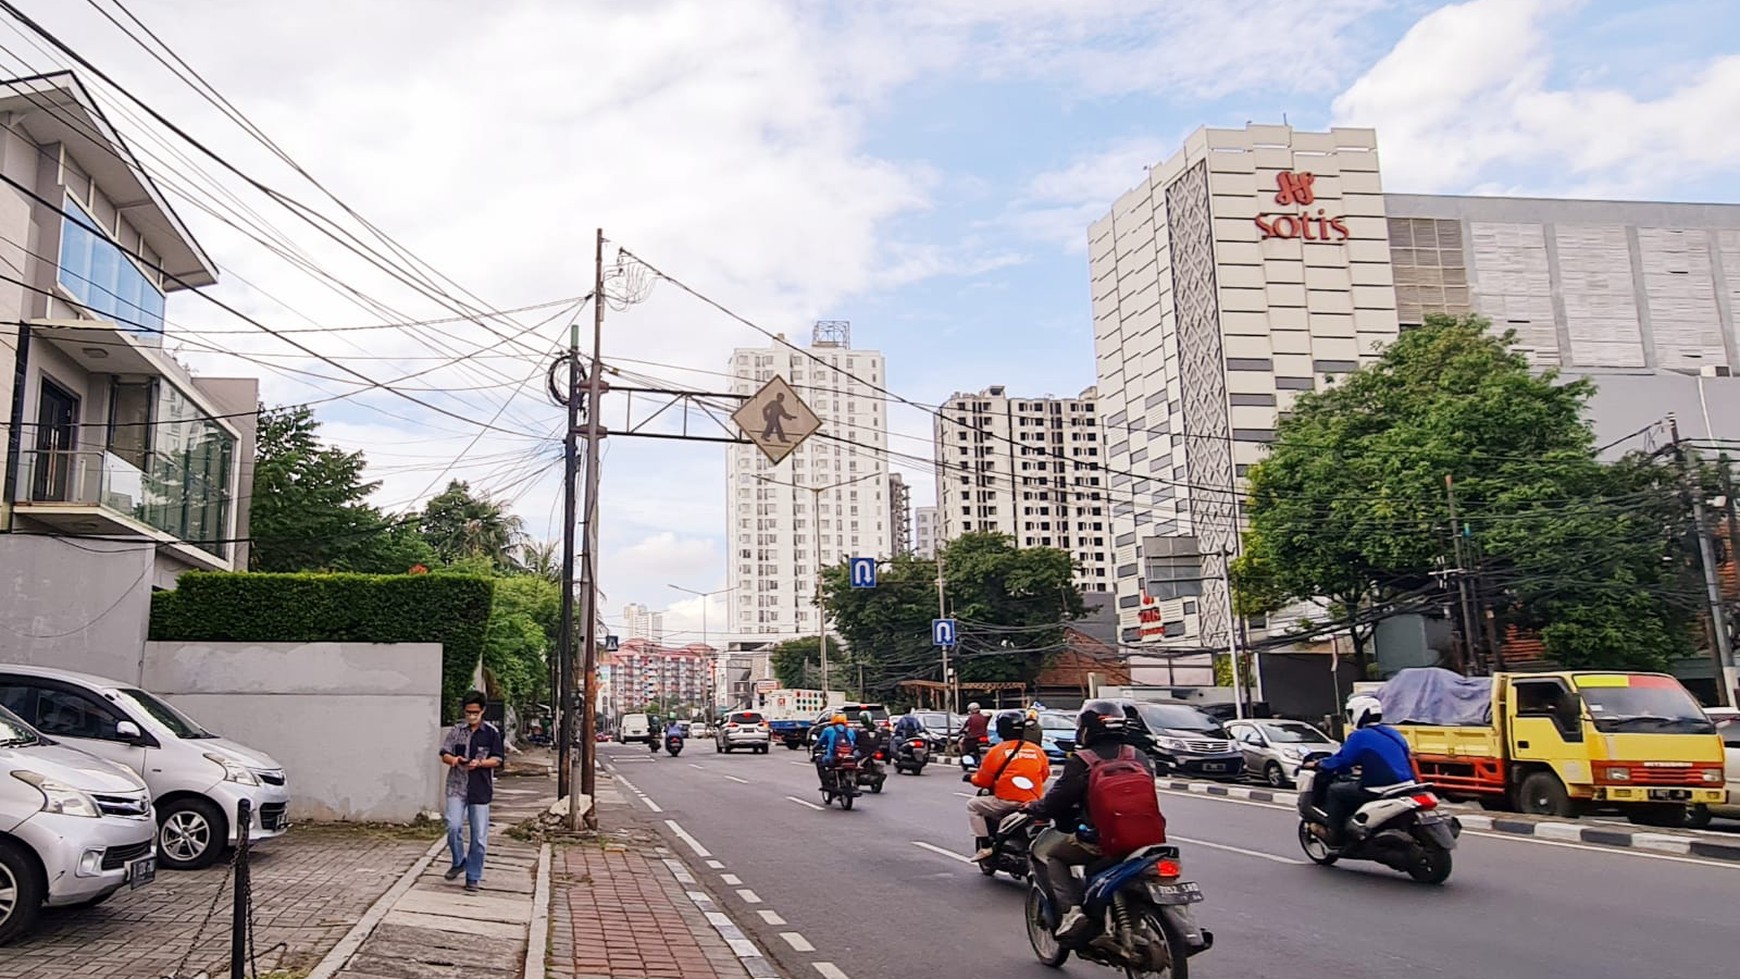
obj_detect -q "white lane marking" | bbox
[1156,788,1740,871]
[815,963,851,979]
[736,888,763,904]
[1168,834,1306,865]
[707,860,726,869]
[789,760,812,767]
[911,841,974,863]
[786,795,825,811]
[690,763,705,769]
[665,820,713,858]
[953,792,974,798]
[641,796,664,812]
[758,909,787,925]
[612,774,664,812]
[721,873,743,885]
[781,933,816,952]
[725,775,752,784]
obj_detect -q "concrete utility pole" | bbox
[1444,474,1482,674]
[554,302,583,801]
[1672,415,1735,707]
[936,545,952,713]
[1216,548,1246,720]
[573,229,607,829]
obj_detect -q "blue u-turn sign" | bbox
[849,557,877,589]
[932,618,957,646]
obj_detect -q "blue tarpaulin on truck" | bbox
[1376,668,1493,726]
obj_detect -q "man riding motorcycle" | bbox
[1305,694,1416,846]
[958,702,990,762]
[813,713,859,791]
[967,710,1050,861]
[1025,700,1160,943]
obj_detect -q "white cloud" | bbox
[1333,0,1740,196]
[1004,135,1181,251]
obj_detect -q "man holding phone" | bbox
[439,690,505,892]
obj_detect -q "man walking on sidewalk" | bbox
[440,691,504,892]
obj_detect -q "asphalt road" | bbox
[601,742,1736,979]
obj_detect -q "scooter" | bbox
[665,734,684,757]
[893,737,929,775]
[855,751,888,794]
[1295,768,1460,884]
[973,784,1045,880]
[1025,832,1214,976]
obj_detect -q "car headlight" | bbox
[1279,747,1306,760]
[1702,769,1723,783]
[11,770,102,818]
[206,753,261,786]
[1155,737,1188,752]
[1605,766,1631,781]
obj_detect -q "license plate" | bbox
[1416,810,1446,824]
[264,811,289,832]
[127,855,156,889]
[1646,789,1692,801]
[1200,763,1225,772]
[1149,881,1203,905]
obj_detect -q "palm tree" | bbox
[419,480,527,572]
[521,539,562,583]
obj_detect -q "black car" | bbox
[1112,699,1245,780]
[804,703,891,747]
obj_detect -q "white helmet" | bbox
[967,702,981,711]
[1347,695,1384,729]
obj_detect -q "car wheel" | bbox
[0,840,44,946]
[158,797,226,870]
[1264,762,1288,788]
[1685,804,1713,829]
[714,741,722,753]
[1517,771,1578,819]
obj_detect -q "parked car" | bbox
[714,711,771,753]
[1687,708,1740,828]
[804,703,891,746]
[1225,718,1340,787]
[906,710,960,753]
[0,666,290,870]
[1037,709,1080,762]
[0,702,156,944]
[1112,699,1244,780]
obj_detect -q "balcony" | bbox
[13,448,232,570]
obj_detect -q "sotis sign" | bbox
[1253,171,1349,242]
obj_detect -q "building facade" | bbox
[933,385,1111,591]
[913,505,939,558]
[621,602,664,643]
[0,73,257,667]
[888,471,912,556]
[1090,122,1740,683]
[604,639,715,716]
[725,321,891,644]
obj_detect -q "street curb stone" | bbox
[1155,777,1740,863]
[662,857,782,979]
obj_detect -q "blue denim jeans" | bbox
[445,796,489,883]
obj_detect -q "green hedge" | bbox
[150,572,495,717]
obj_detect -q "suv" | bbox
[714,711,771,753]
[0,666,290,870]
[0,702,156,944]
[1112,699,1245,780]
[806,703,890,746]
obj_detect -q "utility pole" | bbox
[1217,549,1246,720]
[814,485,829,694]
[936,546,953,713]
[1444,475,1482,673]
[1724,464,1740,707]
[573,229,607,829]
[554,303,582,802]
[1672,415,1735,707]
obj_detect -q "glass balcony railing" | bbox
[14,447,230,560]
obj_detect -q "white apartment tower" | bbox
[727,321,891,642]
[933,385,1111,591]
[912,506,939,559]
[888,472,912,556]
[621,603,664,643]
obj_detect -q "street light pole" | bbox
[671,583,734,712]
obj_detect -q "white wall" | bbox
[143,641,444,823]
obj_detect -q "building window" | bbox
[1275,377,1316,391]
[58,197,166,334]
[1313,359,1358,375]
[1226,357,1272,371]
[1228,393,1276,407]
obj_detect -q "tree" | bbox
[418,480,527,572]
[520,539,562,583]
[822,533,1084,696]
[1237,314,1704,674]
[483,574,560,709]
[770,636,823,688]
[250,404,435,573]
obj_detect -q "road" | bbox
[601,742,1735,979]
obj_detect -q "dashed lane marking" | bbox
[781,932,816,952]
[665,819,713,858]
[911,841,974,863]
[785,795,825,811]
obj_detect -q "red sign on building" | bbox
[1254,171,1349,242]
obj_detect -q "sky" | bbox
[15,0,1738,644]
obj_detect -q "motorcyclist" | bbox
[813,713,858,791]
[958,702,990,762]
[892,712,925,742]
[1305,694,1416,846]
[967,710,1050,861]
[856,711,885,758]
[647,715,661,753]
[664,719,685,742]
[1026,700,1157,943]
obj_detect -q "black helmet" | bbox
[993,709,1024,742]
[859,711,875,728]
[1076,700,1128,748]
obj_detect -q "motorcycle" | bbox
[1025,835,1214,976]
[665,734,684,757]
[1295,768,1459,884]
[893,737,929,775]
[820,748,862,810]
[958,742,982,782]
[974,786,1045,880]
[855,750,888,794]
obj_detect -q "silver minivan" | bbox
[0,666,290,870]
[0,702,156,944]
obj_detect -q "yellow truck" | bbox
[1374,670,1727,824]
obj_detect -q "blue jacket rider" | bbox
[1312,695,1415,844]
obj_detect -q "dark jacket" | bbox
[1029,740,1154,830]
[962,712,990,742]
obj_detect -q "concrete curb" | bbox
[305,836,446,979]
[524,843,552,979]
[662,857,782,979]
[1155,778,1740,863]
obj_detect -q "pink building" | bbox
[605,639,715,715]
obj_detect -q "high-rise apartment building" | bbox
[913,506,939,559]
[888,472,912,556]
[726,322,891,642]
[604,639,713,715]
[1090,123,1740,687]
[621,603,664,643]
[933,385,1110,591]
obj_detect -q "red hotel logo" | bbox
[1253,170,1350,242]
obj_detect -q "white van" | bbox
[0,666,290,870]
[617,713,651,744]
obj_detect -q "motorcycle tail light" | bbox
[1411,793,1439,809]
[1154,857,1183,879]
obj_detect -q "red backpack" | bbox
[1082,746,1167,857]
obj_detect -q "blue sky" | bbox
[27,0,1739,641]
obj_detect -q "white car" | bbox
[0,702,155,944]
[1225,718,1342,788]
[1688,707,1739,827]
[0,666,289,870]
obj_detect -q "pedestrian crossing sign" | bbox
[732,374,821,464]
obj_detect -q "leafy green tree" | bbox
[1237,314,1705,674]
[769,636,823,688]
[250,404,435,573]
[418,480,527,572]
